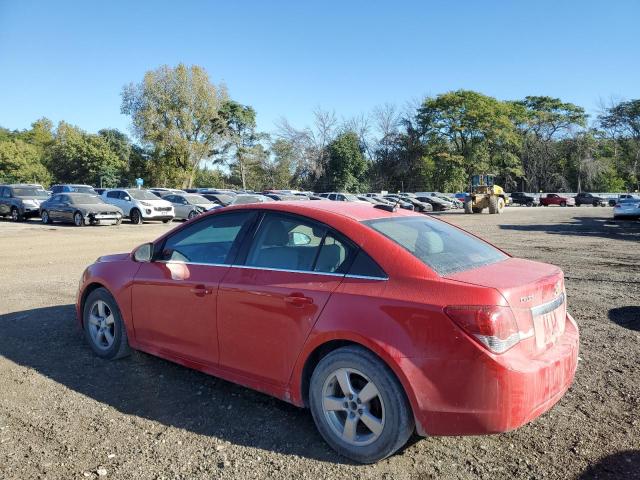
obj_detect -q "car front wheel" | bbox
[309,346,414,463]
[41,210,50,224]
[10,207,21,221]
[73,211,85,226]
[130,208,143,224]
[82,287,131,360]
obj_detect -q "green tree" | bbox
[323,131,368,192]
[598,99,640,191]
[47,122,125,186]
[121,63,229,188]
[416,90,522,189]
[0,138,51,184]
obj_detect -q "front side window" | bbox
[363,216,507,276]
[159,211,253,265]
[106,191,120,199]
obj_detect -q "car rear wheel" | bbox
[41,210,50,224]
[83,288,130,360]
[560,201,567,207]
[130,208,143,224]
[188,210,198,220]
[162,219,172,223]
[309,346,414,463]
[73,211,85,226]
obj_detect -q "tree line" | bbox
[1,63,638,193]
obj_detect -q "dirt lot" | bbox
[0,207,638,480]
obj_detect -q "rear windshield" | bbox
[363,216,507,276]
[128,189,160,200]
[71,186,96,194]
[184,194,211,205]
[70,195,104,205]
[13,187,49,198]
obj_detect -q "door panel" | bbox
[132,262,227,364]
[217,268,342,385]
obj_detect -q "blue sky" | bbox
[1,0,638,136]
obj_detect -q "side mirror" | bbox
[123,196,131,202]
[133,242,153,263]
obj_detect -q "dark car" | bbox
[509,192,540,207]
[264,193,309,201]
[415,196,450,212]
[40,193,123,226]
[574,192,607,207]
[0,184,50,221]
[382,195,415,211]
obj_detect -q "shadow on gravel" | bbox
[608,306,640,331]
[499,215,640,242]
[0,305,354,464]
[577,450,640,479]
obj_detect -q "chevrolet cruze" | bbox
[76,201,579,463]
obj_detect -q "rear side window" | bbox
[348,250,387,279]
[106,191,119,199]
[363,217,507,276]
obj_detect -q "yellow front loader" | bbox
[463,174,507,214]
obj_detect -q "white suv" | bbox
[102,188,175,224]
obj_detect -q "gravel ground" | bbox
[0,207,638,480]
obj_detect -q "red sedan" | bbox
[540,193,576,207]
[76,201,579,463]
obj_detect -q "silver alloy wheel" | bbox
[87,300,116,350]
[322,367,385,446]
[74,212,83,226]
[42,211,49,224]
[11,208,18,221]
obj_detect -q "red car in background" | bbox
[540,193,576,207]
[76,201,579,463]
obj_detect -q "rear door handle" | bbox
[190,285,212,296]
[284,294,314,306]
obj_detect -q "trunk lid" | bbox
[446,258,567,352]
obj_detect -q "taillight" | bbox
[445,305,532,354]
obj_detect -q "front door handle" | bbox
[190,285,212,296]
[284,294,314,306]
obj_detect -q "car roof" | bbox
[224,199,420,222]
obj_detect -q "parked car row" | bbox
[2,184,638,225]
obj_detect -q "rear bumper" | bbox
[407,313,579,436]
[22,207,41,218]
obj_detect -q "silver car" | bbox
[613,198,640,219]
[164,193,219,220]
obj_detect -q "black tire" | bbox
[130,208,143,224]
[560,201,566,207]
[309,346,414,464]
[73,211,85,227]
[162,219,172,223]
[592,201,598,207]
[10,207,22,222]
[82,287,131,360]
[188,210,198,220]
[114,217,122,226]
[463,199,473,214]
[526,201,533,207]
[41,210,51,224]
